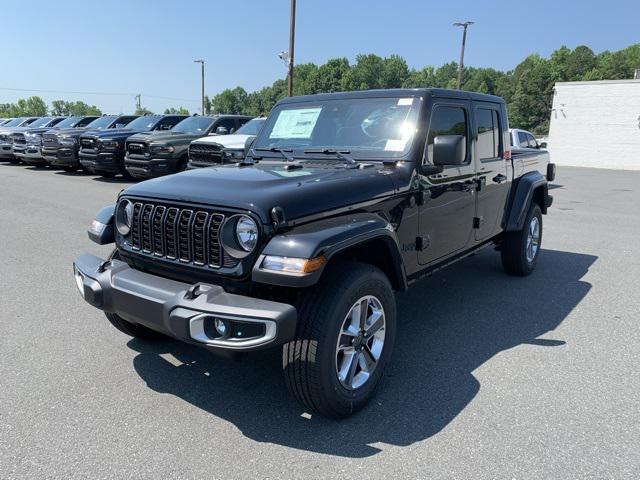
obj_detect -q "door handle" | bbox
[493,174,507,184]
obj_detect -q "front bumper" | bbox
[79,151,122,174]
[73,253,297,352]
[125,155,177,178]
[42,146,79,167]
[14,145,46,164]
[0,142,14,159]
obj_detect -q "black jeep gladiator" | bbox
[123,114,252,179]
[79,114,188,177]
[73,89,554,418]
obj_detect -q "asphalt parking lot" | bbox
[1,163,639,479]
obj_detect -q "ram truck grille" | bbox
[12,133,26,145]
[126,141,148,155]
[129,202,227,268]
[42,133,60,147]
[189,143,224,164]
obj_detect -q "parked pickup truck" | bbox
[79,115,189,177]
[124,114,252,179]
[0,117,40,162]
[42,115,135,172]
[187,117,266,168]
[12,116,68,165]
[510,128,555,181]
[73,89,554,418]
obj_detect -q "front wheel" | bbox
[282,262,396,418]
[501,203,543,276]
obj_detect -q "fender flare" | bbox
[252,212,407,289]
[505,172,548,231]
[88,204,115,245]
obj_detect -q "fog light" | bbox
[214,318,227,335]
[73,267,85,297]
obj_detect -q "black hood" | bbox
[82,128,150,140]
[122,162,400,224]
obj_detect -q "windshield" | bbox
[85,116,117,130]
[53,116,81,129]
[172,116,215,134]
[236,118,265,136]
[124,116,160,131]
[28,117,55,128]
[3,118,27,127]
[253,96,423,159]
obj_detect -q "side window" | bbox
[518,131,528,148]
[476,108,500,160]
[426,106,468,165]
[156,116,181,130]
[215,118,237,134]
[237,118,250,128]
[526,133,537,149]
[77,117,96,127]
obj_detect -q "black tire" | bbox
[103,249,160,340]
[501,202,543,276]
[176,157,188,172]
[283,261,396,418]
[63,166,77,173]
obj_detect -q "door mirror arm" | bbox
[418,164,444,176]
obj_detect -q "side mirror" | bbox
[539,142,547,149]
[243,136,256,158]
[216,126,229,135]
[432,135,466,166]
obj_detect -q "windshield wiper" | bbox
[254,146,295,161]
[303,148,357,165]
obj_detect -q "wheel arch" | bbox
[504,171,548,232]
[252,212,408,291]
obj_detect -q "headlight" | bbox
[150,144,175,154]
[25,133,41,144]
[223,149,245,161]
[59,136,77,146]
[260,255,326,274]
[235,215,258,252]
[115,199,134,236]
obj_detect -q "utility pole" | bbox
[194,59,205,115]
[453,21,474,90]
[135,94,141,113]
[287,0,296,96]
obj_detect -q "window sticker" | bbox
[397,98,414,106]
[270,107,322,139]
[384,139,408,151]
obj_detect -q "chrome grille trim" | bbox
[127,202,226,269]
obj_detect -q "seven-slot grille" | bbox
[129,202,225,268]
[189,143,224,164]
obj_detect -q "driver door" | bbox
[417,101,476,265]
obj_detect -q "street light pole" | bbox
[453,21,474,90]
[194,59,205,114]
[287,0,296,96]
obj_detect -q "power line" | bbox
[0,86,199,103]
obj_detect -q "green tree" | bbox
[211,87,248,114]
[134,107,154,115]
[164,107,190,115]
[51,100,102,116]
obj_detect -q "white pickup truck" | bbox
[187,117,265,169]
[510,128,555,181]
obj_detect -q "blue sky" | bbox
[2,0,638,114]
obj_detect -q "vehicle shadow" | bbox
[128,248,595,457]
[91,175,136,184]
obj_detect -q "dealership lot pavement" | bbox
[1,164,639,479]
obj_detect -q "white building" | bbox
[548,79,640,170]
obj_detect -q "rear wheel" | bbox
[282,262,396,418]
[501,203,542,276]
